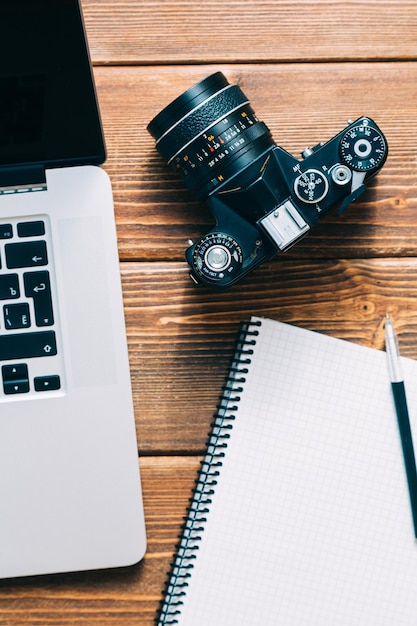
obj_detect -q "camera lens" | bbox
[147,72,274,200]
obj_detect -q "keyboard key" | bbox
[0,224,13,239]
[2,363,29,395]
[17,220,45,238]
[2,364,28,380]
[0,274,19,300]
[5,240,48,269]
[0,330,57,361]
[4,380,29,394]
[34,375,61,392]
[23,271,54,326]
[3,303,31,329]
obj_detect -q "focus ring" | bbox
[147,72,229,139]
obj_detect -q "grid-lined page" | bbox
[166,317,417,625]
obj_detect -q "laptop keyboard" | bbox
[0,215,63,399]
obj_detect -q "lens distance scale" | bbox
[169,108,259,169]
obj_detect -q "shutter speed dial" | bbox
[192,233,243,283]
[340,121,387,172]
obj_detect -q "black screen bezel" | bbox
[0,0,106,172]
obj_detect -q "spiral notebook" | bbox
[157,316,417,625]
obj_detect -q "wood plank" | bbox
[82,0,417,64]
[123,259,417,453]
[0,457,200,626]
[91,63,417,260]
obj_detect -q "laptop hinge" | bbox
[0,165,47,195]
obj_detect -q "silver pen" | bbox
[385,314,417,538]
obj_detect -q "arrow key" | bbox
[2,363,29,395]
[34,375,61,392]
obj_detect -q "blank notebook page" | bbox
[162,317,417,625]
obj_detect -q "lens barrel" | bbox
[147,72,274,200]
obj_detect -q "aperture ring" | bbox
[176,122,273,199]
[156,84,250,162]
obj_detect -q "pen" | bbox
[385,313,417,538]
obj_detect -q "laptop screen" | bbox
[0,0,105,170]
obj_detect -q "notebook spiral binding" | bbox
[156,319,262,625]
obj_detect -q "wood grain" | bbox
[123,258,417,452]
[92,63,417,261]
[1,0,417,624]
[82,0,417,64]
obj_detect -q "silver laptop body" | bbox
[0,0,146,578]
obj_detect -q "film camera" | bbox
[147,72,388,288]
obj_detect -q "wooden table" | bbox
[1,1,417,623]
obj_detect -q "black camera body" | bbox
[148,73,388,288]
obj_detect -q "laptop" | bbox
[0,0,146,578]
